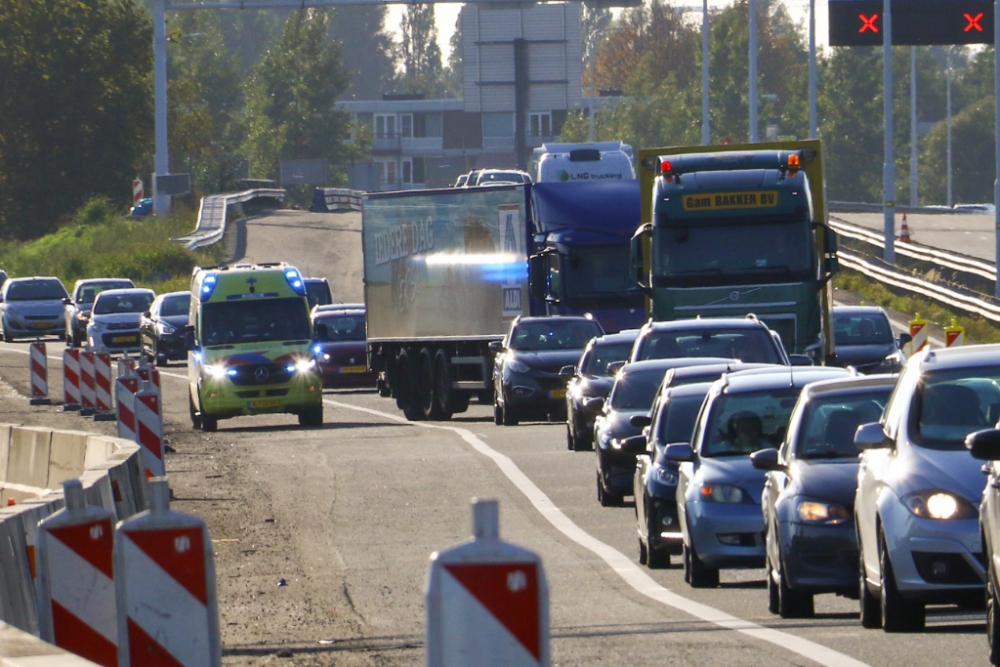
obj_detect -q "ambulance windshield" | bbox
[201,298,311,346]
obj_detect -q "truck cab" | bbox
[186,262,324,431]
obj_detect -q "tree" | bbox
[328,6,397,100]
[441,12,463,98]
[242,9,358,182]
[398,4,446,97]
[0,0,152,239]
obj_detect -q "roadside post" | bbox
[118,353,137,376]
[62,348,82,411]
[909,313,928,356]
[136,356,161,395]
[134,379,165,478]
[426,499,550,667]
[94,352,115,421]
[29,341,50,405]
[36,479,118,667]
[115,478,221,667]
[945,319,965,347]
[116,364,140,442]
[80,350,97,416]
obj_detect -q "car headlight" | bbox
[507,359,531,374]
[90,322,106,332]
[158,323,177,335]
[295,358,317,373]
[903,491,978,520]
[655,467,679,485]
[700,484,745,503]
[796,499,850,524]
[203,364,228,378]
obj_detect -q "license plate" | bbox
[340,365,367,374]
[31,322,53,329]
[248,399,280,409]
[549,389,567,399]
[112,335,138,344]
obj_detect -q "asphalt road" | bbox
[833,211,996,263]
[0,208,991,667]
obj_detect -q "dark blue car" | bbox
[752,374,896,617]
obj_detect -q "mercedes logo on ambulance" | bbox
[255,367,269,380]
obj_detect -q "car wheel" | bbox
[188,394,202,430]
[638,538,648,565]
[154,341,168,367]
[566,424,575,450]
[859,539,881,629]
[988,556,1000,665]
[778,556,814,618]
[647,545,670,569]
[766,559,780,614]
[879,527,924,632]
[501,391,519,426]
[201,414,218,433]
[493,387,504,426]
[685,538,719,588]
[597,472,621,507]
[298,405,323,427]
[2,326,12,343]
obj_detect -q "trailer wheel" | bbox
[418,348,445,420]
[433,349,456,420]
[395,350,424,421]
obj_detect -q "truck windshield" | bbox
[202,298,311,346]
[564,245,640,302]
[655,216,812,287]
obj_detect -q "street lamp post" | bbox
[702,0,710,144]
[749,0,758,142]
[882,0,895,263]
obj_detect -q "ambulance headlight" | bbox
[204,364,227,378]
[294,359,317,374]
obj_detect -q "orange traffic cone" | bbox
[899,214,912,243]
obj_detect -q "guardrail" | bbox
[310,187,364,213]
[173,188,286,250]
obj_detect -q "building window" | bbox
[482,112,515,138]
[529,112,552,137]
[400,114,413,138]
[402,159,413,184]
[386,160,396,185]
[375,114,396,138]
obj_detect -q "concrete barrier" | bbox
[0,619,103,666]
[0,423,144,643]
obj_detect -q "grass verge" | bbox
[0,199,223,295]
[834,268,1000,344]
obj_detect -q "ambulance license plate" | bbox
[249,399,280,409]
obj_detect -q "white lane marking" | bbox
[321,398,870,667]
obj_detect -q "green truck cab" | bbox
[631,140,839,363]
[186,262,324,431]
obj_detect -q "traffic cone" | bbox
[899,213,912,243]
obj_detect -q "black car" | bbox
[140,291,191,365]
[752,375,894,618]
[64,278,135,347]
[629,315,792,365]
[634,381,716,567]
[592,357,734,506]
[564,330,639,451]
[491,315,604,426]
[304,278,333,310]
[830,306,910,373]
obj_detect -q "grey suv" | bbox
[0,277,70,342]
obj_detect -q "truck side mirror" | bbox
[823,227,839,254]
[630,224,652,291]
[528,254,547,302]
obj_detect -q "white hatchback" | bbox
[87,288,155,354]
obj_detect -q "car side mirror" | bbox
[184,325,196,351]
[143,310,151,318]
[966,429,1000,460]
[585,397,605,413]
[664,443,694,463]
[898,332,913,347]
[559,365,575,377]
[630,414,652,428]
[788,354,813,367]
[606,361,626,375]
[750,448,785,472]
[488,340,504,354]
[620,435,647,455]
[855,422,892,450]
[63,297,72,306]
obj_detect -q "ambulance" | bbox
[186,262,324,431]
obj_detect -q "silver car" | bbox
[87,288,155,354]
[0,277,69,342]
[855,345,998,632]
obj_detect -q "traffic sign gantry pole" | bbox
[36,479,118,667]
[426,499,550,667]
[115,478,221,667]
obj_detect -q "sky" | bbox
[386,0,832,65]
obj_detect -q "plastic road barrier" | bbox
[909,313,928,356]
[80,351,97,416]
[426,499,550,667]
[36,479,118,667]
[116,366,140,442]
[136,357,161,394]
[134,380,164,478]
[118,354,137,377]
[93,353,114,421]
[945,318,965,347]
[63,349,82,410]
[115,478,221,667]
[29,342,50,405]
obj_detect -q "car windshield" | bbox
[6,279,67,301]
[77,281,132,304]
[315,314,365,341]
[610,367,670,411]
[201,297,311,346]
[655,393,708,447]
[478,171,524,184]
[160,294,190,318]
[94,292,153,314]
[509,320,602,351]
[305,282,332,309]
[640,328,781,364]
[701,388,800,457]
[581,342,633,376]
[912,368,1000,450]
[796,388,892,459]
[833,312,894,346]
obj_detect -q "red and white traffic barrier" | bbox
[135,380,165,478]
[29,341,50,405]
[426,499,550,667]
[93,352,115,421]
[36,479,118,667]
[136,357,161,394]
[118,354,137,377]
[80,351,97,416]
[63,348,82,410]
[116,365,140,442]
[115,479,221,667]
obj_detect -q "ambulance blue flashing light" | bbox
[284,268,307,295]
[199,272,219,301]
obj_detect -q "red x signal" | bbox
[859,14,879,33]
[965,12,984,32]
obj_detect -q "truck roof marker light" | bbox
[284,268,307,296]
[660,160,673,173]
[199,273,218,301]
